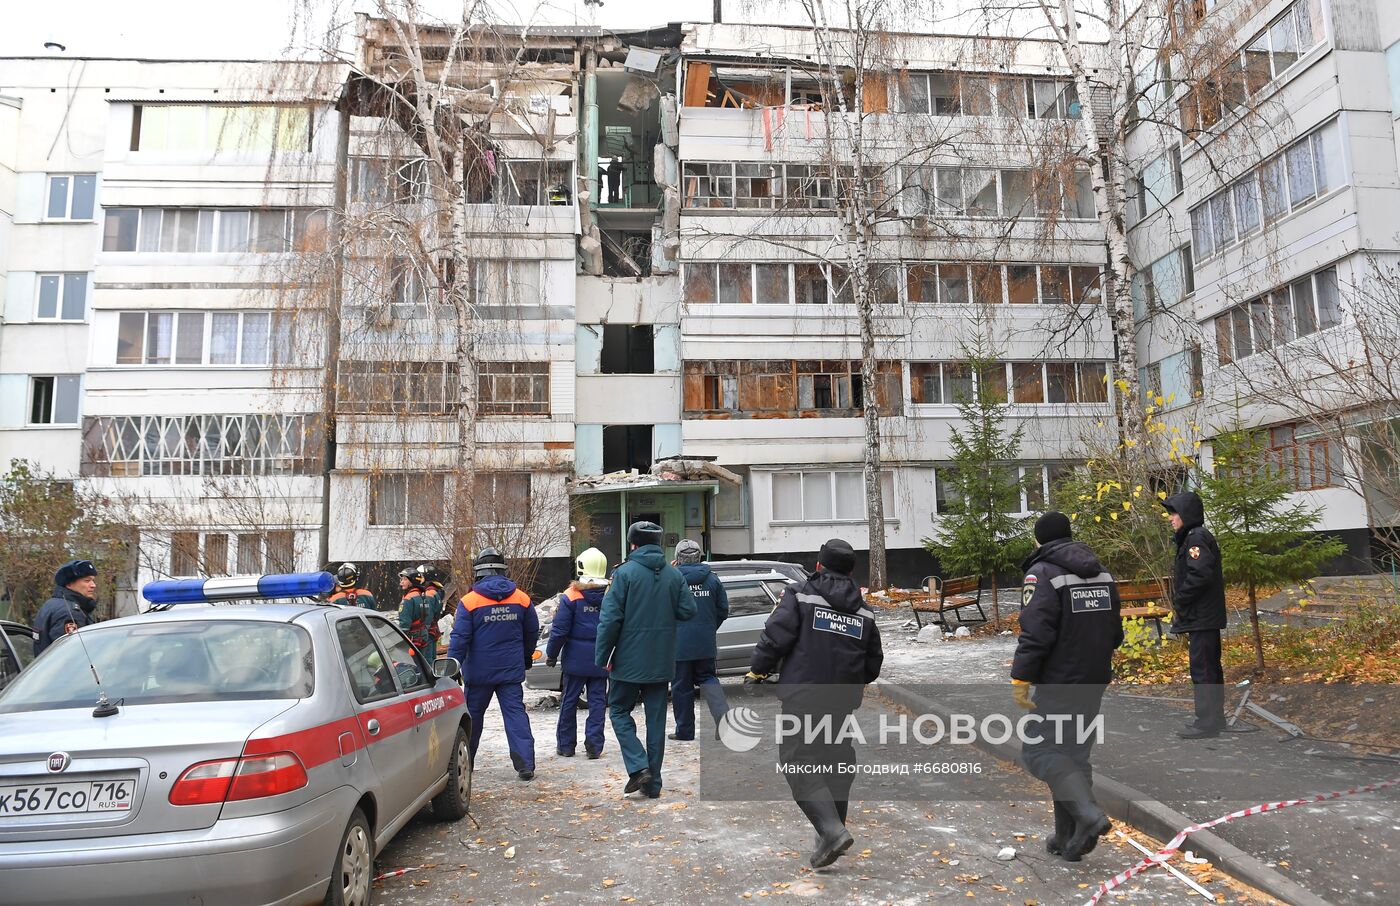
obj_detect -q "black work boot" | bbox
[796,799,854,869]
[1051,770,1110,862]
[1046,801,1074,856]
[624,768,653,794]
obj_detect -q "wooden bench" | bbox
[1117,579,1172,641]
[911,575,987,629]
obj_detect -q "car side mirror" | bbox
[433,657,461,681]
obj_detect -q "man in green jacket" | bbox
[596,521,696,798]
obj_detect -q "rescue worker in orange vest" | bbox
[328,562,377,610]
[546,548,610,759]
[397,566,432,651]
[416,563,447,652]
[448,547,540,780]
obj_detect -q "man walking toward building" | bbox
[449,547,540,780]
[669,539,729,741]
[33,559,100,656]
[746,539,882,870]
[595,522,695,799]
[1163,491,1228,738]
[1012,512,1122,862]
[547,547,610,759]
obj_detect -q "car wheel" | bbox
[432,726,472,821]
[324,808,373,906]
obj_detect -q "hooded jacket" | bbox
[594,544,696,683]
[448,575,540,685]
[750,569,884,712]
[546,584,609,678]
[1012,539,1123,685]
[675,562,729,662]
[32,587,98,656]
[1164,491,1227,633]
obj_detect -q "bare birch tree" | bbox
[274,1,577,588]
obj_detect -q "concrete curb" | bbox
[873,678,1331,906]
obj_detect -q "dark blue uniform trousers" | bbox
[671,657,730,740]
[466,682,536,773]
[1020,685,1106,789]
[607,679,668,794]
[1187,630,1226,730]
[557,673,607,755]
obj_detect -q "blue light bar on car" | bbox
[142,571,335,604]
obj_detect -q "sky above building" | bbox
[2,0,710,60]
[3,0,1046,61]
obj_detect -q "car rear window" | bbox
[0,620,314,713]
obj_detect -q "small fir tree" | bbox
[1200,427,1345,672]
[923,353,1031,626]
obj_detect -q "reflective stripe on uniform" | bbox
[1048,572,1115,589]
[798,592,875,622]
[461,588,533,611]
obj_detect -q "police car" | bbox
[0,572,471,906]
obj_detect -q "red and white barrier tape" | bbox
[1085,775,1400,905]
[373,865,424,882]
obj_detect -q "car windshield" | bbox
[0,620,314,713]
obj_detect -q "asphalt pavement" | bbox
[878,630,1400,905]
[374,676,1277,905]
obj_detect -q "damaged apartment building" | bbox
[323,16,1114,590]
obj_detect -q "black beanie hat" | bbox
[818,539,857,575]
[1034,512,1073,545]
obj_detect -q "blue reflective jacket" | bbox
[675,563,729,661]
[545,586,608,678]
[447,576,539,685]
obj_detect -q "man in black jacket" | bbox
[748,539,883,870]
[1162,491,1228,739]
[1012,512,1122,861]
[33,559,100,656]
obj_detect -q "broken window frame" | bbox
[684,360,902,418]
